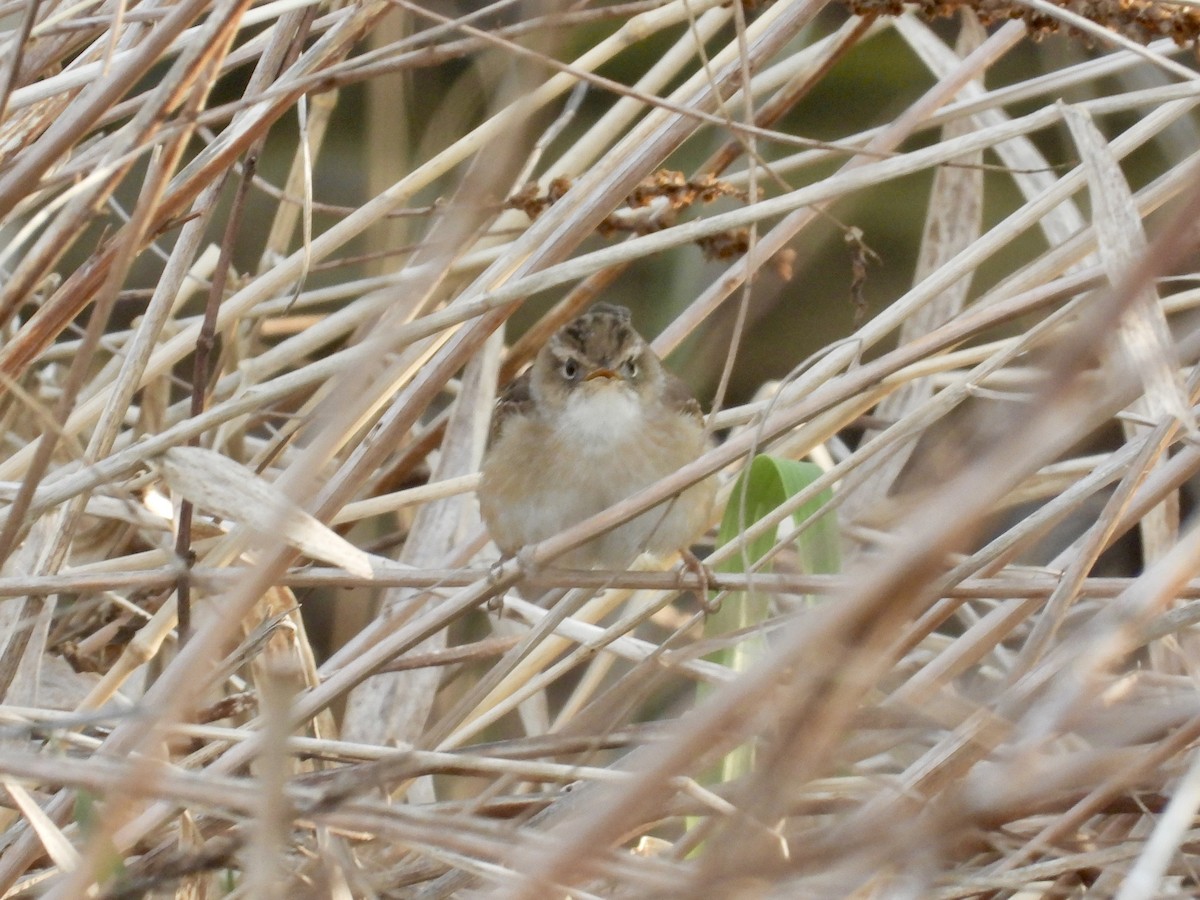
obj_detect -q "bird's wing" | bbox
[661,371,704,421]
[489,368,535,445]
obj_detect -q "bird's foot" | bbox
[677,548,720,614]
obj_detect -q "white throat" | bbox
[557,385,643,448]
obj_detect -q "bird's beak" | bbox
[584,367,620,382]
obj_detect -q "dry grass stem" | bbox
[1,0,1200,896]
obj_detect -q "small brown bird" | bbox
[479,303,715,569]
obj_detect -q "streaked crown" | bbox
[548,303,644,368]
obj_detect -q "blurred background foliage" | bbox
[90,3,1196,411]
[99,6,1117,401]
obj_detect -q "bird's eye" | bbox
[562,359,580,380]
[621,359,638,379]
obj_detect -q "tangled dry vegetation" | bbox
[3,0,1200,896]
